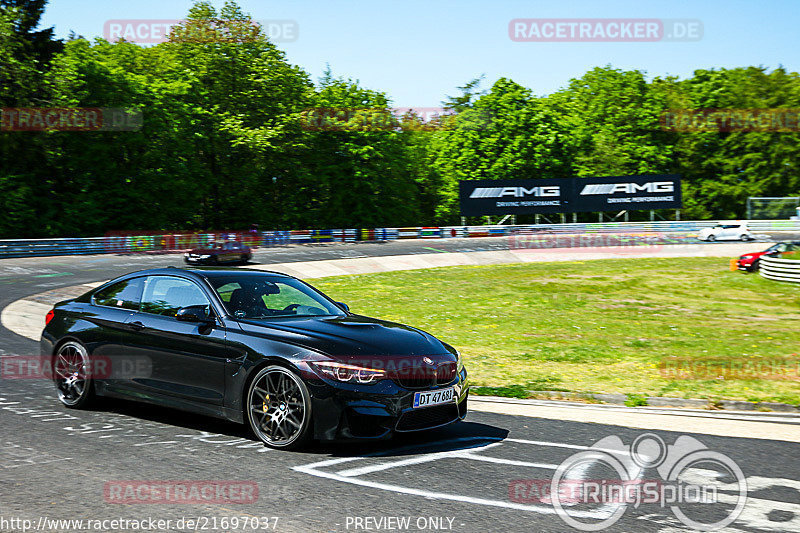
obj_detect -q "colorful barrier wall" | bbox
[1,220,798,259]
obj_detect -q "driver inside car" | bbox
[228,280,276,318]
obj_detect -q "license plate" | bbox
[413,387,455,408]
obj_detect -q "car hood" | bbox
[235,314,450,357]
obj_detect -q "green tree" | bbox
[427,77,578,221]
[549,66,674,178]
[672,67,800,218]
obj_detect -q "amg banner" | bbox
[458,175,681,215]
[458,178,568,216]
[572,174,682,212]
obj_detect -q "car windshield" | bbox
[208,274,345,319]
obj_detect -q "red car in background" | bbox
[184,240,252,265]
[736,241,800,272]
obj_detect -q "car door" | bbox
[719,224,738,240]
[223,242,242,263]
[89,277,145,377]
[221,242,236,263]
[127,275,234,405]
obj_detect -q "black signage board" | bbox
[458,178,569,216]
[458,175,681,215]
[571,174,682,212]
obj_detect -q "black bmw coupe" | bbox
[41,267,468,449]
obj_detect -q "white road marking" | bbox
[336,442,504,477]
[457,453,559,470]
[294,437,612,518]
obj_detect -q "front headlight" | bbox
[310,361,386,384]
[741,255,753,260]
[456,348,464,373]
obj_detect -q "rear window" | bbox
[93,278,144,310]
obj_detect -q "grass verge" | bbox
[314,257,800,405]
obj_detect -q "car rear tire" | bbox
[54,341,95,409]
[707,235,716,242]
[246,365,313,450]
[740,234,750,241]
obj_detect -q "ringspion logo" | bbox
[510,433,746,531]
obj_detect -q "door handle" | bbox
[129,321,145,331]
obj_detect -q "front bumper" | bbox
[737,259,756,271]
[184,255,211,264]
[308,368,470,441]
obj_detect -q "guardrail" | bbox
[759,256,800,283]
[2,220,800,259]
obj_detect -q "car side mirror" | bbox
[336,302,350,313]
[176,306,214,325]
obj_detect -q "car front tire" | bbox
[707,235,716,242]
[246,365,313,450]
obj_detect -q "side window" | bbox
[141,276,211,317]
[216,282,241,303]
[93,278,143,310]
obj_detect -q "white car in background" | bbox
[697,222,752,242]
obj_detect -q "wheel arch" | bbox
[240,356,304,406]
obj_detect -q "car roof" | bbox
[111,267,292,283]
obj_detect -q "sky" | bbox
[38,0,800,107]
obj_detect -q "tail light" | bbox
[45,309,55,325]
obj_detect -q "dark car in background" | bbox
[41,268,468,449]
[184,240,252,265]
[737,241,800,271]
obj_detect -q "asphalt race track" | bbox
[1,237,800,532]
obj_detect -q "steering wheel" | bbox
[282,304,301,313]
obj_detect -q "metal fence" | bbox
[759,256,800,283]
[2,220,800,259]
